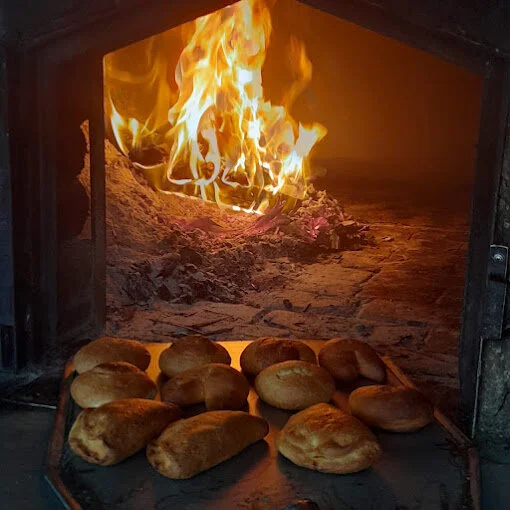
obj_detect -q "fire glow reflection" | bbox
[104,0,326,213]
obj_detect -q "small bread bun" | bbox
[318,338,386,384]
[161,363,250,410]
[277,403,381,474]
[240,338,317,377]
[147,411,269,479]
[69,399,181,466]
[70,362,157,408]
[254,360,335,410]
[73,336,151,374]
[158,335,231,378]
[348,385,434,432]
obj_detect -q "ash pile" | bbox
[88,141,368,311]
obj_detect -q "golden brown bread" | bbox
[73,336,151,374]
[147,410,269,479]
[240,338,317,377]
[68,399,181,465]
[161,363,249,410]
[254,360,335,410]
[318,338,386,384]
[70,362,157,408]
[277,403,381,473]
[158,335,231,377]
[348,385,434,432]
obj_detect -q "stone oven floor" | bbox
[104,168,470,419]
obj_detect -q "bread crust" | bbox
[277,403,381,474]
[73,337,151,374]
[348,385,434,432]
[240,338,317,377]
[147,411,269,479]
[158,335,231,377]
[70,362,157,408]
[318,338,386,384]
[161,363,250,410]
[254,360,335,410]
[68,399,181,465]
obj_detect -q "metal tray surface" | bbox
[46,341,476,510]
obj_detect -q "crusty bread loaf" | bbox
[277,403,381,474]
[74,337,151,374]
[161,363,249,410]
[70,362,157,408]
[69,399,181,465]
[348,385,434,432]
[158,335,231,377]
[240,338,317,377]
[318,338,386,384]
[254,360,335,410]
[147,411,269,479]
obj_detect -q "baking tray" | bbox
[46,341,480,510]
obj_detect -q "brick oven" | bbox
[1,0,510,507]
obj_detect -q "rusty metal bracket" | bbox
[482,245,508,341]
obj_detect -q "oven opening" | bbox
[74,0,483,421]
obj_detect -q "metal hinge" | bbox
[482,245,508,341]
[472,245,509,438]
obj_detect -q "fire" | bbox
[104,0,326,213]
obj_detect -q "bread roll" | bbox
[147,411,269,479]
[318,338,386,384]
[348,385,434,432]
[161,363,249,410]
[70,362,157,408]
[74,336,151,374]
[240,338,317,377]
[159,335,231,377]
[69,399,181,465]
[255,360,335,410]
[277,403,381,473]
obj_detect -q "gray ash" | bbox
[80,140,368,312]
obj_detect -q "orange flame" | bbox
[104,0,326,213]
